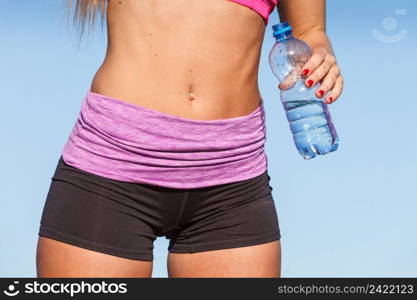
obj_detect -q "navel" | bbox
[188,83,196,101]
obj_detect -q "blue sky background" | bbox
[1,0,416,277]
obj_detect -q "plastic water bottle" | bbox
[268,22,339,159]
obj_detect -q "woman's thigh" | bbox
[167,240,281,278]
[36,237,153,277]
[37,156,159,277]
[166,171,281,277]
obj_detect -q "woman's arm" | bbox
[277,0,344,104]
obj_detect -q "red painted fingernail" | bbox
[318,90,324,98]
[302,69,309,76]
[307,80,314,87]
[328,97,334,103]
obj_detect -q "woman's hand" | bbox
[277,0,343,104]
[301,46,344,104]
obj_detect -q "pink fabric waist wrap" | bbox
[61,90,268,189]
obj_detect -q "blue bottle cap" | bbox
[272,22,293,40]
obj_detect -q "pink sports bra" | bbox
[229,0,278,24]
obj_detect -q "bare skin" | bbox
[37,0,341,278]
[167,241,281,278]
[37,237,153,278]
[89,0,267,120]
[37,238,280,278]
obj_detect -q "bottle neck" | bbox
[275,33,293,42]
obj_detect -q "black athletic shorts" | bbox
[38,156,281,261]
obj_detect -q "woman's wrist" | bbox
[297,29,334,57]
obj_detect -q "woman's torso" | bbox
[90,0,267,120]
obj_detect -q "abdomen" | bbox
[90,0,267,120]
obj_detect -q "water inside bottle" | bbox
[283,100,339,159]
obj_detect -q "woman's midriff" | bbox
[90,0,266,121]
